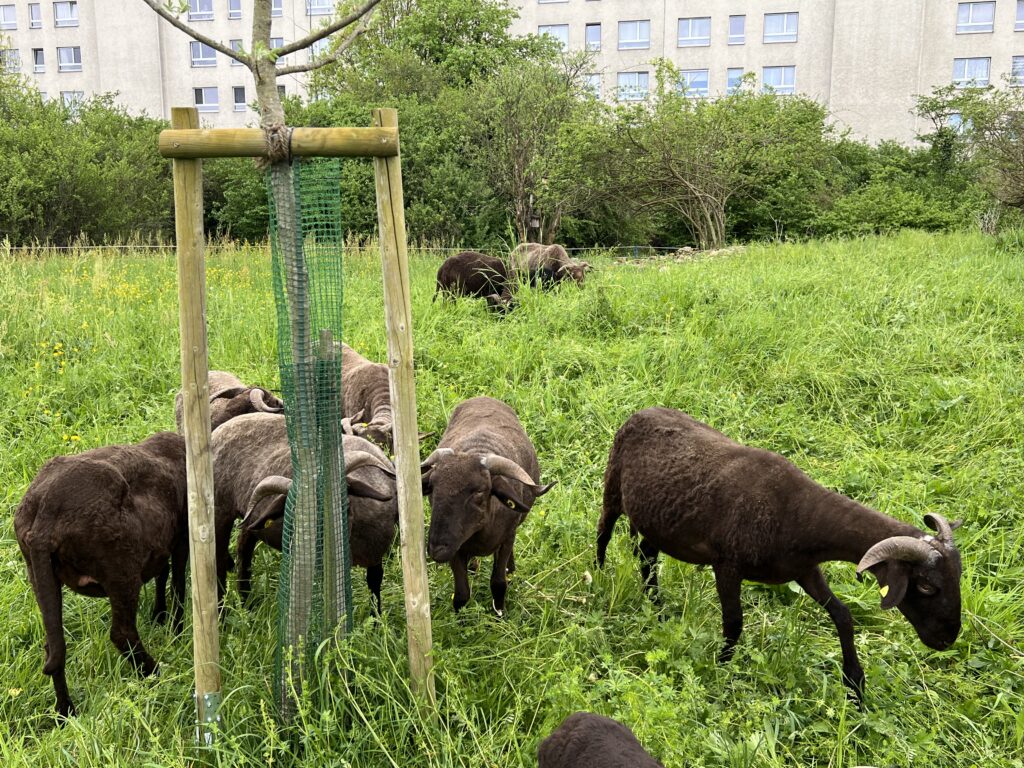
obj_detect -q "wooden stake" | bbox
[371,107,436,711]
[171,107,222,742]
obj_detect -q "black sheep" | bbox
[435,250,516,312]
[538,712,663,768]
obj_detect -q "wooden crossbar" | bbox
[159,126,399,159]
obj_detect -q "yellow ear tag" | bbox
[264,519,274,529]
[879,585,890,598]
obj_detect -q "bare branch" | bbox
[277,0,382,58]
[276,15,370,76]
[136,0,251,67]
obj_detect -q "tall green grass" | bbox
[1,231,1022,767]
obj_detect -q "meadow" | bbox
[1,231,1022,767]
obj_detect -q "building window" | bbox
[764,12,798,44]
[33,48,44,72]
[308,0,333,14]
[230,38,244,65]
[310,36,331,59]
[61,90,83,109]
[272,0,283,18]
[585,23,601,51]
[762,65,796,95]
[618,20,650,50]
[953,56,991,86]
[1,48,20,74]
[187,0,213,21]
[617,71,649,100]
[679,69,709,97]
[1018,1,1024,31]
[729,15,745,45]
[233,85,246,111]
[677,17,711,47]
[585,73,601,97]
[1013,55,1024,85]
[29,4,41,28]
[228,0,241,20]
[957,2,995,34]
[727,67,744,94]
[0,5,17,31]
[194,86,219,112]
[190,41,217,67]
[539,24,569,50]
[278,84,286,98]
[57,46,82,72]
[53,1,78,28]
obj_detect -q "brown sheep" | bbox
[339,343,394,451]
[14,433,188,717]
[173,369,282,433]
[598,407,964,702]
[435,250,516,312]
[538,712,664,768]
[510,242,591,287]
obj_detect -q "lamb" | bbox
[339,343,395,451]
[597,407,964,702]
[210,412,399,610]
[421,396,554,616]
[174,369,283,433]
[510,242,591,287]
[538,712,664,768]
[14,433,188,717]
[434,250,516,312]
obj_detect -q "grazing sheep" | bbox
[597,407,964,701]
[422,397,554,615]
[538,712,664,768]
[339,343,394,451]
[174,369,283,433]
[210,412,398,610]
[435,250,516,312]
[14,433,188,717]
[510,242,591,287]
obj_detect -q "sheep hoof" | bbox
[492,601,504,619]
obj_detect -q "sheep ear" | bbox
[347,477,393,502]
[869,562,910,610]
[421,469,434,496]
[490,477,531,514]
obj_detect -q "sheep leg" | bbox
[507,547,516,574]
[451,554,471,612]
[170,539,188,634]
[108,581,157,676]
[490,541,514,617]
[713,566,744,663]
[797,567,865,703]
[595,488,623,568]
[366,564,384,615]
[151,564,169,625]
[635,538,661,604]
[235,528,259,606]
[27,547,75,717]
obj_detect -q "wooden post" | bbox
[371,107,436,710]
[171,107,222,743]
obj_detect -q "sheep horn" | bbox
[249,388,283,413]
[243,475,292,528]
[856,535,936,576]
[923,513,960,546]
[345,450,396,477]
[480,454,543,489]
[420,447,454,472]
[212,386,246,402]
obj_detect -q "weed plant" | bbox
[0,232,1021,766]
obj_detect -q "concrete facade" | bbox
[508,0,1024,143]
[0,0,335,126]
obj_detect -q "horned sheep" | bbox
[434,250,516,312]
[597,407,964,701]
[510,242,591,287]
[422,396,554,616]
[14,433,189,717]
[173,369,283,433]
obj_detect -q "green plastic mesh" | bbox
[267,158,352,720]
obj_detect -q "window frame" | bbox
[307,0,334,15]
[956,2,995,34]
[618,20,651,50]
[187,0,214,22]
[726,67,744,94]
[272,0,283,18]
[585,23,601,52]
[228,0,242,20]
[29,4,42,28]
[679,68,710,98]
[952,56,991,87]
[57,45,82,72]
[61,90,84,109]
[616,71,650,101]
[585,73,601,97]
[194,86,220,112]
[233,85,247,112]
[538,24,569,50]
[677,17,711,48]
[1,48,20,74]
[190,40,217,68]
[0,5,17,31]
[53,1,79,28]
[1013,55,1024,86]
[763,12,799,44]
[1018,1,1024,32]
[762,65,796,95]
[229,38,244,65]
[32,47,44,73]
[729,15,745,45]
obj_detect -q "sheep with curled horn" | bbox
[434,250,517,313]
[597,407,964,703]
[174,369,283,433]
[15,433,188,717]
[510,242,592,287]
[210,412,399,611]
[422,396,555,616]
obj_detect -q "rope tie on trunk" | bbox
[256,124,293,170]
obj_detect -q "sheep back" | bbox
[538,712,664,768]
[436,251,513,299]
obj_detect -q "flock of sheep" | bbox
[13,243,966,767]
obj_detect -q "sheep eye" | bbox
[916,583,937,596]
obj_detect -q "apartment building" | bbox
[0,0,336,125]
[508,0,1024,143]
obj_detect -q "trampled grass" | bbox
[1,231,1022,767]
